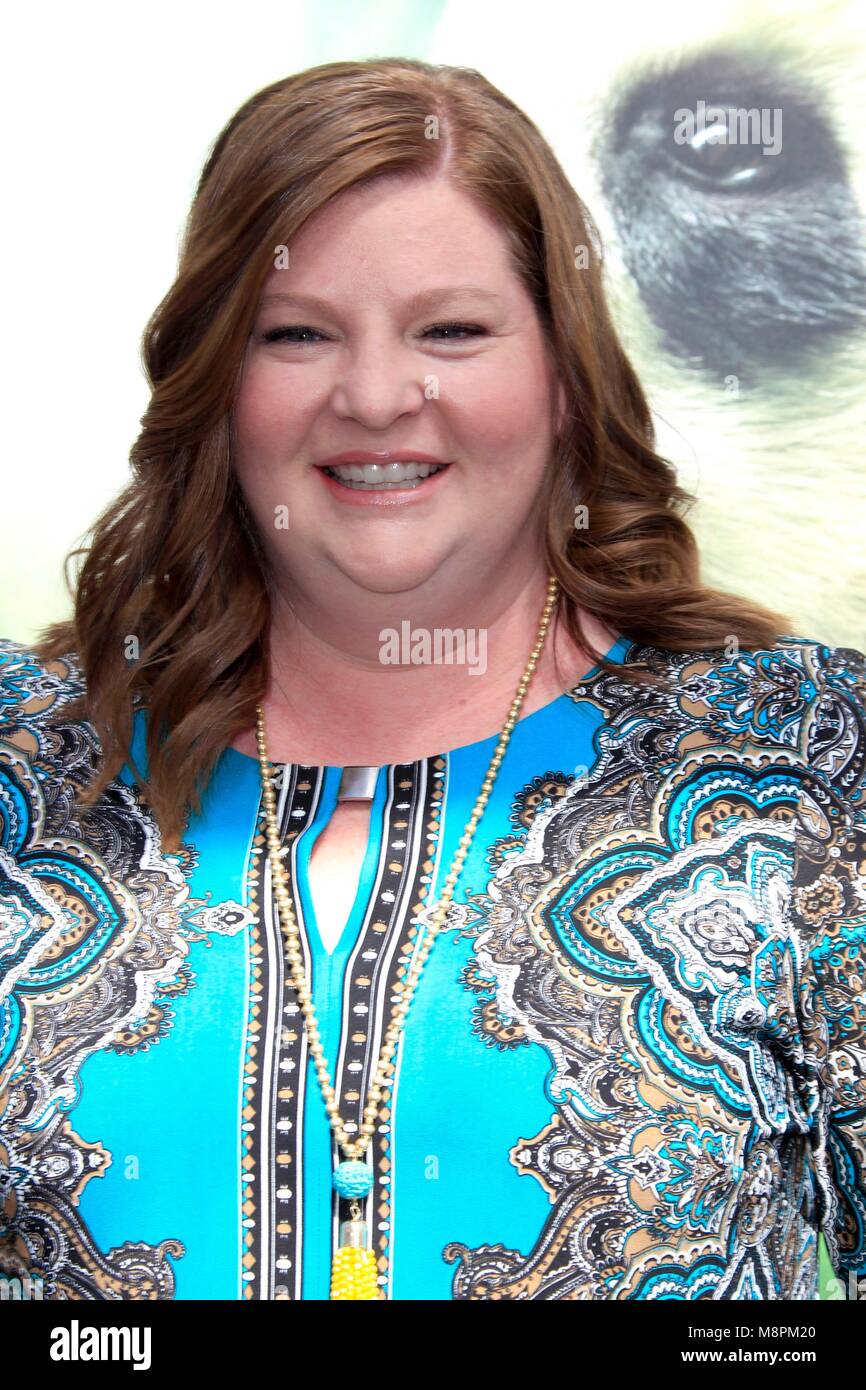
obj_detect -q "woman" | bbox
[1,57,863,1303]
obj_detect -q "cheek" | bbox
[233,363,312,464]
[444,356,555,458]
[231,375,293,526]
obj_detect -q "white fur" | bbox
[431,0,866,646]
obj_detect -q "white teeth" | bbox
[324,461,447,489]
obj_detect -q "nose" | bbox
[329,336,430,428]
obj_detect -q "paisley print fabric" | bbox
[0,631,864,1300]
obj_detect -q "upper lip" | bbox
[315,450,450,468]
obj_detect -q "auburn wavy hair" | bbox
[33,56,791,854]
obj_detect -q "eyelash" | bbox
[260,321,487,346]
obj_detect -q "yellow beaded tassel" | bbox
[330,1201,380,1300]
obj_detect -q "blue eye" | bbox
[262,326,325,345]
[422,323,486,340]
[260,322,487,346]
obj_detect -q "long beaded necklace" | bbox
[255,573,560,1299]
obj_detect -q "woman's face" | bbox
[232,174,565,604]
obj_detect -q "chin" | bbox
[329,556,450,596]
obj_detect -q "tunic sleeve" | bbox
[790,643,866,1297]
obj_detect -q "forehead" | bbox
[259,176,522,299]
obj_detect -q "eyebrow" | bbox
[257,286,505,314]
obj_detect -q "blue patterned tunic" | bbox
[1,632,864,1300]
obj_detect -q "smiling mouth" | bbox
[322,460,450,490]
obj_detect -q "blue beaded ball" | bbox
[333,1159,374,1199]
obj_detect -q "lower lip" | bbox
[315,463,453,506]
